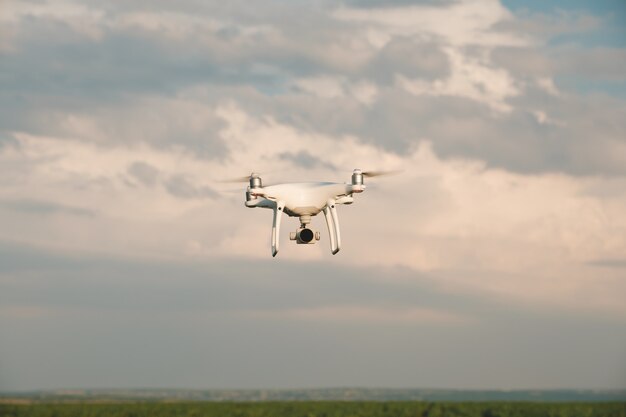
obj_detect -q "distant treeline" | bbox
[3,388,626,402]
[1,401,625,417]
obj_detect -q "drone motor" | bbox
[249,174,262,189]
[351,169,363,186]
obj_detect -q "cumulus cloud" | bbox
[2,0,625,311]
[163,175,219,199]
[127,161,160,187]
[493,8,602,41]
[0,199,95,217]
[2,0,624,175]
[2,105,625,316]
[278,150,337,170]
[493,45,626,82]
[366,37,450,83]
[2,242,625,390]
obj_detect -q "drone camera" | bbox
[290,228,320,244]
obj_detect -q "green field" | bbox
[1,402,625,417]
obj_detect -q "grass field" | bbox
[1,401,625,417]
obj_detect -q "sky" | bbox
[0,0,625,391]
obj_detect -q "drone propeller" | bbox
[220,176,252,183]
[218,172,262,183]
[361,169,402,178]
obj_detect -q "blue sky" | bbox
[503,0,626,18]
[503,0,626,98]
[0,0,625,391]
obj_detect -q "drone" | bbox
[231,169,392,257]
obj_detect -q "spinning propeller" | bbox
[361,170,402,178]
[219,172,262,183]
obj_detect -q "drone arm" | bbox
[271,200,285,257]
[246,197,275,209]
[335,195,354,205]
[323,199,341,255]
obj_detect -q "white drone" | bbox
[232,169,391,257]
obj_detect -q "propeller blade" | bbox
[219,176,253,183]
[218,188,245,194]
[362,170,402,178]
[218,172,263,183]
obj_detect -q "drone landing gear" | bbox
[271,200,285,257]
[270,206,341,257]
[323,199,341,255]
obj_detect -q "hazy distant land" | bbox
[2,388,625,403]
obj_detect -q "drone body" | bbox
[243,169,373,257]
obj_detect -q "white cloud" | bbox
[1,0,106,41]
[334,0,528,48]
[2,101,625,316]
[334,0,528,111]
[398,47,520,111]
[292,76,347,99]
[286,76,380,105]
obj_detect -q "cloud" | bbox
[342,0,459,9]
[163,175,219,199]
[366,37,450,83]
[0,240,477,317]
[126,161,218,199]
[278,150,337,170]
[493,9,602,41]
[226,83,626,175]
[2,0,624,176]
[127,161,160,187]
[333,0,525,47]
[250,305,471,324]
[493,45,626,82]
[2,104,625,317]
[587,259,626,269]
[1,240,625,391]
[0,198,94,217]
